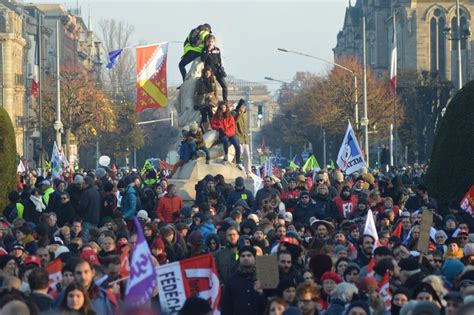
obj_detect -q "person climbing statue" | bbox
[194,67,218,132]
[179,24,212,82]
[211,101,242,170]
[201,34,228,102]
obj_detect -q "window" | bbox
[429,9,446,78]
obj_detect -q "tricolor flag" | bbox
[31,37,39,98]
[125,218,158,306]
[157,254,221,315]
[390,13,397,93]
[52,141,61,179]
[106,48,124,69]
[336,122,366,175]
[136,42,168,112]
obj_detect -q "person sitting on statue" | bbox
[169,130,197,178]
[211,101,242,170]
[194,67,218,132]
[201,34,228,102]
[189,121,210,165]
[179,24,212,82]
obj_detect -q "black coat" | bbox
[78,186,101,225]
[222,268,266,315]
[55,201,75,227]
[293,201,323,225]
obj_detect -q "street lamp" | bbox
[277,48,359,130]
[444,0,470,90]
[264,76,289,84]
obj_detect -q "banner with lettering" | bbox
[125,218,158,306]
[157,254,221,315]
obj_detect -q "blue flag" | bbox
[293,154,302,167]
[106,48,123,69]
[336,122,366,175]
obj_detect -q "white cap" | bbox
[248,214,259,224]
[284,212,293,223]
[137,210,150,222]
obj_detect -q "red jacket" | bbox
[211,115,236,138]
[156,194,184,223]
[334,195,358,218]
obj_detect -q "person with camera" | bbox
[201,34,228,102]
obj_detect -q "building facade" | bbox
[334,0,474,88]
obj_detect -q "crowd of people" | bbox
[0,163,473,315]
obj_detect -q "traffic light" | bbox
[257,105,263,120]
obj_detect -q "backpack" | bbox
[188,28,201,47]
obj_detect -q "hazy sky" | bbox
[31,0,348,88]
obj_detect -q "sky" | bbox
[30,0,348,88]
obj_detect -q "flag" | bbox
[301,155,320,173]
[136,42,168,112]
[157,254,221,315]
[250,173,263,197]
[289,161,299,171]
[363,210,380,248]
[46,258,63,287]
[461,185,474,217]
[120,245,131,278]
[261,137,267,154]
[125,218,158,306]
[337,122,366,175]
[31,37,39,97]
[329,160,336,170]
[263,157,273,177]
[379,272,392,310]
[367,257,376,277]
[106,48,124,69]
[390,13,397,93]
[141,159,155,176]
[52,141,61,179]
[17,160,25,173]
[392,222,402,238]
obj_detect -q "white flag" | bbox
[17,160,25,173]
[52,142,61,179]
[363,210,380,247]
[337,122,366,175]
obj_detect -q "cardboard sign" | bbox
[256,254,279,289]
[416,210,433,254]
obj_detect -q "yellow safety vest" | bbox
[183,30,210,56]
[16,202,24,219]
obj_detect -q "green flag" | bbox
[302,155,320,172]
[330,160,336,170]
[141,160,155,175]
[289,161,299,171]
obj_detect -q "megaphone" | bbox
[98,155,111,167]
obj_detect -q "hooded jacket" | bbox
[293,199,323,225]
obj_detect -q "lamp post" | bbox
[277,48,359,130]
[444,0,469,90]
[54,19,63,149]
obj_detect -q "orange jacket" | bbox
[211,115,236,138]
[156,194,184,223]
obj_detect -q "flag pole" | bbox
[392,11,398,167]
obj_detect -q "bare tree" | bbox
[99,19,135,100]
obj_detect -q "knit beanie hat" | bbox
[320,271,342,284]
[442,259,465,282]
[345,300,370,315]
[238,245,256,257]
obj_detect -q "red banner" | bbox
[157,254,221,315]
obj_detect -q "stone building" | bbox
[0,1,27,156]
[334,0,474,88]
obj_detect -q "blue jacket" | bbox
[121,185,138,220]
[54,284,117,315]
[197,223,217,243]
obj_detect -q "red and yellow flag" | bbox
[136,42,168,112]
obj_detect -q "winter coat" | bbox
[54,284,117,315]
[155,194,184,223]
[164,227,187,262]
[30,292,53,312]
[233,111,249,144]
[66,184,82,212]
[196,223,217,244]
[280,188,300,213]
[55,201,75,227]
[325,298,346,315]
[211,115,236,138]
[195,77,218,110]
[121,185,138,220]
[227,187,255,210]
[254,187,280,211]
[313,195,340,222]
[222,268,266,315]
[293,200,323,225]
[214,246,239,286]
[78,185,101,225]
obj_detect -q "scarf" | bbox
[30,195,46,213]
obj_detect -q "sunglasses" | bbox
[301,196,309,199]
[434,259,443,263]
[459,237,468,240]
[60,198,68,200]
